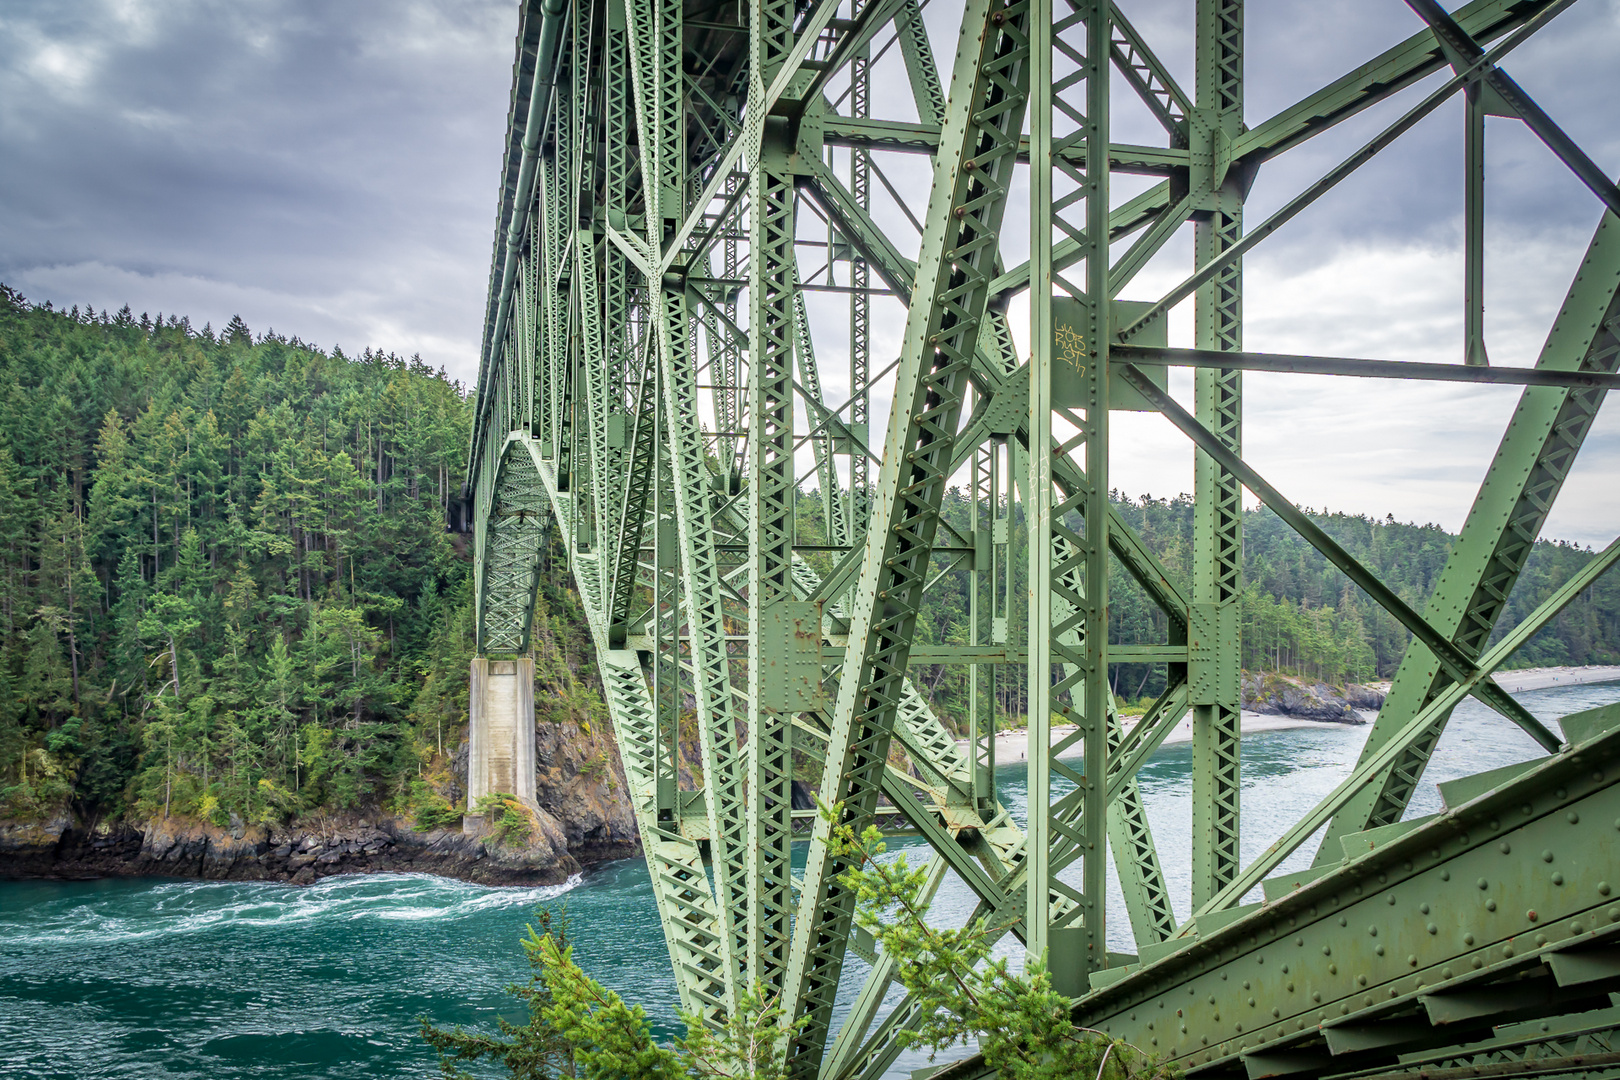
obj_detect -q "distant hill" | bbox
[0,287,608,833]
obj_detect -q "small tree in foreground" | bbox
[536,943,801,1080]
[419,908,575,1079]
[421,907,801,1080]
[424,807,1179,1079]
[825,800,1179,1080]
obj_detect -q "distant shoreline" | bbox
[957,712,1346,766]
[955,664,1620,766]
[1468,664,1619,694]
[1362,664,1620,697]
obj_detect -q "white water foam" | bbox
[1,872,583,947]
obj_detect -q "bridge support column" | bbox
[465,657,537,833]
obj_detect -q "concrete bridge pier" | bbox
[464,657,537,833]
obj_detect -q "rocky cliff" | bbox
[530,717,638,861]
[0,811,581,885]
[1241,671,1385,722]
[0,715,639,886]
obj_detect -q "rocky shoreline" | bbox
[0,713,644,888]
[0,809,636,887]
[1242,672,1384,723]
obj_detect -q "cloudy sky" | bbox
[3,0,1619,543]
[1,0,512,371]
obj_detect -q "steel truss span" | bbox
[462,0,1620,1076]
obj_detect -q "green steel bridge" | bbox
[459,0,1620,1075]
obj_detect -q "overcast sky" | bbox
[3,0,1618,543]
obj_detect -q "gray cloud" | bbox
[2,0,1617,540]
[1,0,511,374]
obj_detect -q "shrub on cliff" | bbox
[409,780,462,832]
[476,792,533,846]
[0,748,73,820]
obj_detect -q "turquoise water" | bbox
[3,680,1617,1080]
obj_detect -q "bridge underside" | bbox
[461,0,1620,1076]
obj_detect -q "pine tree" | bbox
[224,314,252,347]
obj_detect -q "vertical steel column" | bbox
[640,0,679,799]
[969,439,995,814]
[701,197,738,478]
[635,0,754,1004]
[652,275,749,997]
[745,0,799,996]
[1025,0,1056,972]
[603,0,649,635]
[527,217,547,454]
[794,284,845,545]
[571,0,608,561]
[521,232,536,441]
[578,239,616,566]
[1465,78,1488,366]
[721,172,743,485]
[546,56,575,490]
[848,0,871,545]
[1189,0,1244,910]
[654,0,684,237]
[565,14,597,553]
[653,346,681,822]
[1027,0,1110,977]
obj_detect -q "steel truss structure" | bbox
[463,0,1620,1076]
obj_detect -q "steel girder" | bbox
[464,0,1620,1074]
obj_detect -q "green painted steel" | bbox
[462,0,1619,1075]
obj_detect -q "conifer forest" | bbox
[2,285,1616,825]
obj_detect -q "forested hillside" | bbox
[1112,494,1620,686]
[828,489,1620,731]
[0,286,496,825]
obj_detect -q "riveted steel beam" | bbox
[781,0,1035,1065]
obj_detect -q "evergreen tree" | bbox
[0,289,485,822]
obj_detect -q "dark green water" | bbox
[4,680,1617,1080]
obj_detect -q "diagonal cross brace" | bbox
[1402,0,1620,220]
[1117,362,1563,752]
[1118,0,1576,343]
[1195,529,1620,917]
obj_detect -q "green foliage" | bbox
[0,747,74,819]
[826,802,1178,1080]
[409,779,462,832]
[0,286,475,823]
[419,907,575,1080]
[476,792,533,846]
[422,907,802,1080]
[535,936,801,1080]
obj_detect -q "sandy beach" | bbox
[956,711,1348,765]
[1464,664,1620,694]
[954,664,1620,765]
[1363,664,1620,696]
